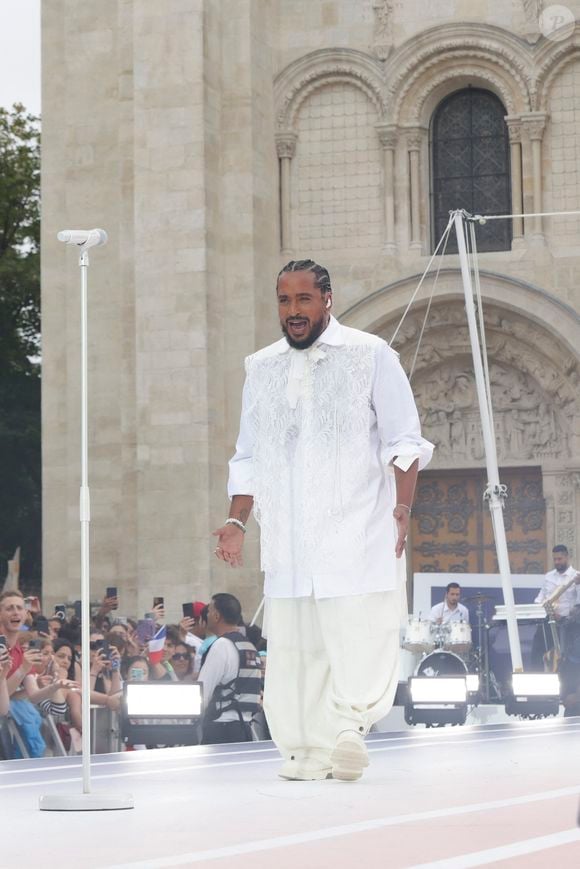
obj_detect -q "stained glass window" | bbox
[431,88,512,253]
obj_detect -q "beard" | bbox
[556,563,568,573]
[281,313,328,350]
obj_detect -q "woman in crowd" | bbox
[122,655,150,682]
[25,638,78,722]
[170,642,194,682]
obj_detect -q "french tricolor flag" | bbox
[148,625,167,665]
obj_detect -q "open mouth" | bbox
[287,319,309,338]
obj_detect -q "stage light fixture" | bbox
[122,682,203,746]
[504,672,561,719]
[466,674,480,693]
[405,676,468,727]
[126,682,202,717]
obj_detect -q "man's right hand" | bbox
[212,524,245,568]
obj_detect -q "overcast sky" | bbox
[0,0,41,116]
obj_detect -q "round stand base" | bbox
[39,792,134,812]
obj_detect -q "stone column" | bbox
[406,127,426,251]
[505,115,524,246]
[275,131,298,255]
[521,112,547,241]
[376,123,398,253]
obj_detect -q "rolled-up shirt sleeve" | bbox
[373,340,434,471]
[227,369,255,498]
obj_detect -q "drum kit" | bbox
[402,592,495,697]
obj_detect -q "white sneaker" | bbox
[278,760,333,781]
[330,731,369,781]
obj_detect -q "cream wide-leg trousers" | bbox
[263,585,403,773]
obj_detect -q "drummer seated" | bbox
[429,582,469,625]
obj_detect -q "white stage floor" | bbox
[3,718,580,869]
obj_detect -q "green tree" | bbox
[0,104,41,587]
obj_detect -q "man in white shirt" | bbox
[429,582,470,624]
[212,260,433,782]
[531,544,580,670]
[534,544,580,618]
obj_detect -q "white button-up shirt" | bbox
[429,601,470,624]
[534,565,580,617]
[228,316,433,599]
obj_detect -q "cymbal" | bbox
[464,593,493,603]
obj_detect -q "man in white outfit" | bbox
[213,260,433,781]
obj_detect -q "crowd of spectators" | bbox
[0,588,267,759]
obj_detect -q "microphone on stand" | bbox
[57,229,108,249]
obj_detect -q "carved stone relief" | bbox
[380,302,579,468]
[372,0,393,61]
[520,1,544,44]
[554,474,578,559]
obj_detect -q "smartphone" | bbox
[101,640,111,660]
[74,600,82,620]
[153,596,164,609]
[0,634,7,651]
[136,619,156,644]
[93,639,105,652]
[182,602,194,619]
[29,639,43,650]
[24,597,32,611]
[54,604,66,620]
[36,616,49,635]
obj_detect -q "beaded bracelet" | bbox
[225,517,247,534]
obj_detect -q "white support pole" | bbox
[453,211,523,673]
[40,239,133,812]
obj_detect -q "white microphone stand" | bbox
[40,241,133,811]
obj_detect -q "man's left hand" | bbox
[393,505,410,558]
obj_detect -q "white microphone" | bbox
[57,228,108,249]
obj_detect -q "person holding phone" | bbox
[19,638,79,723]
[0,640,11,717]
[0,590,43,695]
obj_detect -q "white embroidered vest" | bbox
[245,341,379,576]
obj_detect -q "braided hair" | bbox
[276,259,332,296]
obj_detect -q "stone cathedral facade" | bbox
[41,1,580,618]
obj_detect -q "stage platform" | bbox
[3,718,580,868]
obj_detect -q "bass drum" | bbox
[415,650,468,678]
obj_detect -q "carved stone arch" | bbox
[340,276,579,468]
[384,24,533,124]
[393,53,529,125]
[339,268,580,365]
[274,48,387,131]
[401,61,519,126]
[386,300,577,468]
[536,44,580,110]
